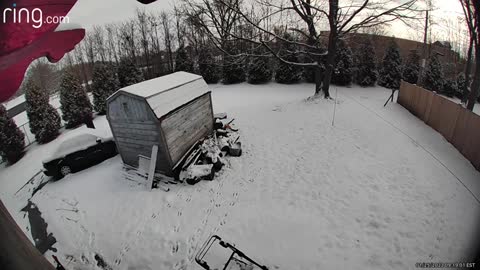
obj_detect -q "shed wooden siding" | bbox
[107,94,172,174]
[161,93,214,164]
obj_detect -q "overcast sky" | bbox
[66,0,465,42]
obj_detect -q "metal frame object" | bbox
[195,235,269,270]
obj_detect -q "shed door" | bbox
[161,94,213,165]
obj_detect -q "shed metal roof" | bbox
[113,72,210,118]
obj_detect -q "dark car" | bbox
[42,134,118,179]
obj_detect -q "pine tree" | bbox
[59,70,93,129]
[332,41,354,86]
[275,34,302,84]
[332,40,354,86]
[456,73,467,99]
[198,47,220,84]
[378,40,402,90]
[423,54,444,92]
[222,43,246,84]
[118,58,144,88]
[402,50,420,84]
[355,41,377,87]
[175,46,194,73]
[92,63,119,115]
[443,79,457,98]
[247,54,272,84]
[0,105,25,164]
[25,80,61,144]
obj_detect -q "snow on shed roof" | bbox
[115,72,210,118]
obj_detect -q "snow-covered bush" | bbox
[25,80,61,144]
[118,58,144,88]
[0,105,25,164]
[443,79,457,98]
[175,46,194,73]
[222,43,246,84]
[247,55,272,84]
[378,40,402,90]
[275,34,302,84]
[92,63,119,115]
[423,54,444,92]
[275,54,302,84]
[198,48,220,84]
[59,70,93,129]
[332,40,354,86]
[355,41,377,87]
[402,50,420,84]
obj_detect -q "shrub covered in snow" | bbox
[25,80,61,144]
[118,58,144,88]
[92,63,119,115]
[59,70,93,129]
[402,50,420,85]
[378,40,402,90]
[222,44,246,84]
[175,46,194,73]
[443,79,457,98]
[332,40,354,86]
[198,47,220,84]
[275,34,302,84]
[247,54,272,84]
[456,73,471,100]
[423,54,444,92]
[0,105,25,164]
[355,41,377,87]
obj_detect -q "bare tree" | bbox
[148,13,164,76]
[119,21,138,61]
[92,26,107,63]
[184,0,421,98]
[136,8,153,78]
[105,23,120,65]
[25,59,60,95]
[459,0,479,110]
[160,11,175,72]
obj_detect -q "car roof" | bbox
[43,134,101,163]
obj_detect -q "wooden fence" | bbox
[397,81,480,171]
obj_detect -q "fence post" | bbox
[22,125,31,146]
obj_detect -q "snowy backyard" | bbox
[1,83,480,269]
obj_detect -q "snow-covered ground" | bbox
[1,83,479,270]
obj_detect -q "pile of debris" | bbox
[179,113,242,185]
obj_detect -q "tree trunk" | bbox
[463,36,473,103]
[466,49,479,111]
[314,65,323,95]
[321,30,336,98]
[321,0,338,99]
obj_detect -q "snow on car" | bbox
[42,133,117,179]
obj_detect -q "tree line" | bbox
[1,0,479,165]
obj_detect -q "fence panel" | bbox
[462,112,480,171]
[398,80,480,172]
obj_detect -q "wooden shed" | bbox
[106,72,214,177]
